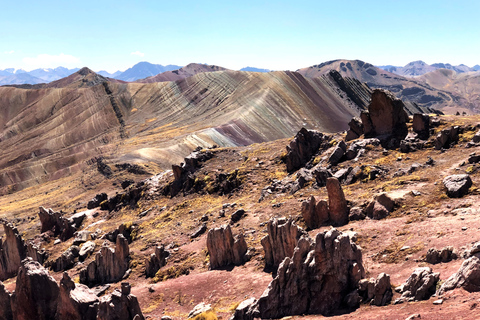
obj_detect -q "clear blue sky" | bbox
[1,0,478,72]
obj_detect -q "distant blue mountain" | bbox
[473,65,480,71]
[240,66,271,72]
[0,73,44,85]
[97,70,123,78]
[28,67,80,82]
[115,62,182,82]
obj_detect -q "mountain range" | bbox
[377,60,480,77]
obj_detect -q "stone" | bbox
[230,209,245,224]
[434,126,459,150]
[0,222,27,280]
[80,234,130,286]
[366,193,395,220]
[231,298,256,320]
[26,241,48,265]
[345,117,364,141]
[443,174,472,198]
[261,217,305,271]
[87,192,108,209]
[79,241,96,261]
[188,302,212,318]
[412,113,430,139]
[405,314,421,320]
[438,245,480,295]
[97,285,144,320]
[57,272,99,320]
[285,128,328,173]
[190,222,207,238]
[232,229,365,319]
[311,166,332,187]
[399,267,439,301]
[328,140,347,166]
[0,281,12,320]
[145,245,170,277]
[11,258,59,320]
[349,207,366,221]
[38,206,77,241]
[473,130,480,143]
[207,225,248,269]
[425,247,457,264]
[73,230,91,245]
[326,177,348,226]
[51,245,80,272]
[104,222,136,244]
[373,273,393,306]
[301,196,329,229]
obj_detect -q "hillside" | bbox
[0,68,373,194]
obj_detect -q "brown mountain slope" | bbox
[0,69,372,193]
[135,63,229,83]
[297,59,460,111]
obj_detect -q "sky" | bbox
[1,0,479,73]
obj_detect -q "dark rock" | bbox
[87,193,108,209]
[434,126,459,150]
[326,177,348,226]
[0,281,12,320]
[0,222,28,280]
[121,179,135,189]
[11,258,59,320]
[97,158,113,177]
[207,225,248,269]
[345,117,364,141]
[80,234,130,286]
[443,174,472,198]
[233,229,365,319]
[261,218,306,271]
[468,153,480,164]
[51,245,80,272]
[230,209,245,224]
[473,130,480,143]
[38,206,77,241]
[57,272,99,320]
[328,140,347,166]
[373,273,393,306]
[412,114,430,139]
[311,166,332,187]
[285,128,330,173]
[191,223,207,239]
[438,254,480,295]
[145,246,169,277]
[97,285,144,320]
[349,207,366,221]
[398,267,439,301]
[366,193,395,220]
[425,247,457,264]
[301,196,329,229]
[104,223,136,243]
[27,241,48,265]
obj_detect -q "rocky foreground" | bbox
[1,89,480,319]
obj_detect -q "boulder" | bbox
[472,130,480,143]
[26,241,48,265]
[443,174,472,198]
[145,246,170,277]
[328,140,347,166]
[434,126,459,150]
[261,218,305,271]
[97,283,144,320]
[79,241,96,261]
[398,267,439,301]
[80,234,130,286]
[233,229,365,319]
[51,245,80,272]
[301,196,329,229]
[207,225,248,270]
[57,272,99,320]
[11,258,59,320]
[230,209,245,224]
[425,247,457,264]
[412,114,430,139]
[0,281,12,320]
[438,245,480,295]
[285,128,328,173]
[87,192,108,209]
[311,166,332,187]
[188,302,212,319]
[73,231,91,245]
[373,273,393,306]
[326,177,348,226]
[0,222,27,280]
[345,117,364,141]
[366,193,395,220]
[190,222,207,239]
[38,206,77,241]
[349,207,366,221]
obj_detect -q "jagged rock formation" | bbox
[0,222,27,280]
[50,245,80,272]
[11,258,60,320]
[396,267,439,302]
[425,247,457,264]
[80,234,130,286]
[261,218,306,271]
[145,246,169,277]
[0,281,12,320]
[443,174,472,198]
[285,128,330,173]
[301,196,329,229]
[206,225,248,270]
[87,192,108,209]
[358,273,393,306]
[233,229,365,319]
[57,272,99,320]
[38,206,85,241]
[97,283,144,320]
[26,241,48,265]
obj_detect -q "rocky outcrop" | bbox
[57,272,99,320]
[207,225,248,270]
[438,247,480,295]
[168,150,214,196]
[301,196,329,229]
[0,281,12,320]
[327,177,348,226]
[50,245,80,272]
[434,126,459,150]
[373,273,393,306]
[87,192,108,209]
[97,283,144,320]
[345,117,363,141]
[397,267,439,302]
[145,245,169,277]
[0,222,27,280]
[261,218,306,271]
[80,234,130,286]
[38,206,85,241]
[233,229,365,319]
[11,258,60,320]
[412,113,430,139]
[443,174,472,198]
[26,241,48,265]
[425,247,457,264]
[366,193,395,220]
[285,128,330,173]
[361,89,409,141]
[328,140,347,166]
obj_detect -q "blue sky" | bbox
[1,0,479,72]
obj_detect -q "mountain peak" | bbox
[77,67,95,76]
